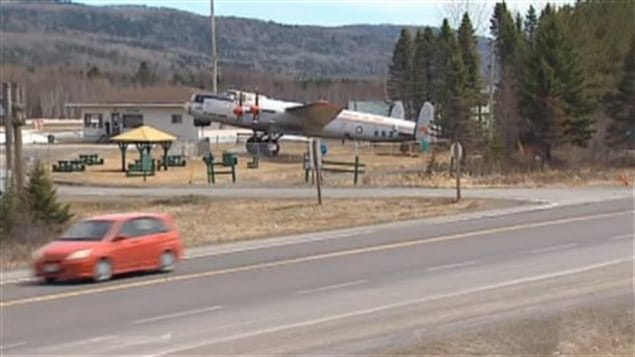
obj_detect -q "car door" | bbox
[135,217,171,269]
[112,218,147,272]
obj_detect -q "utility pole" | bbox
[3,82,13,187]
[210,0,218,94]
[488,38,495,141]
[13,83,25,190]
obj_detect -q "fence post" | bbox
[353,155,359,185]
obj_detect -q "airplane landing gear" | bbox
[246,133,281,157]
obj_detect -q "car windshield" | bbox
[59,220,113,241]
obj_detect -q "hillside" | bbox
[0,0,491,80]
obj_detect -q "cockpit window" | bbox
[192,94,233,103]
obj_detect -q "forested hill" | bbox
[0,0,490,79]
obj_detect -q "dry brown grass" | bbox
[390,299,634,356]
[0,196,507,269]
[48,140,429,186]
[48,141,635,188]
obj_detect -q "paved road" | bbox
[1,195,632,355]
[58,184,632,204]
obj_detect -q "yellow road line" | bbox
[1,210,631,308]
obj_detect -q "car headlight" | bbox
[32,249,44,261]
[66,249,92,260]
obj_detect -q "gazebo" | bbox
[110,125,176,173]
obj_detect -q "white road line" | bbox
[187,230,377,259]
[150,257,632,357]
[610,234,633,241]
[0,230,378,285]
[297,280,368,295]
[39,335,118,352]
[0,277,35,285]
[133,306,223,325]
[427,260,479,272]
[0,342,27,351]
[529,243,577,255]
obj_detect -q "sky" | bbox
[76,0,574,35]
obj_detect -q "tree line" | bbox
[2,61,385,119]
[387,0,635,163]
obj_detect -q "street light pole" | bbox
[210,0,218,94]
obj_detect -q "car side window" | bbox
[148,218,170,234]
[120,219,145,238]
[120,218,169,238]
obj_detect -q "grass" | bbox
[389,299,633,356]
[0,196,510,270]
[46,140,635,188]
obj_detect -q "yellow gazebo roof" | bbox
[111,125,176,143]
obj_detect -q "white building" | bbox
[66,86,207,142]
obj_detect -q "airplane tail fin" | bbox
[414,101,434,141]
[389,101,405,119]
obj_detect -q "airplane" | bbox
[185,89,434,156]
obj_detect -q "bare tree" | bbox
[443,0,489,33]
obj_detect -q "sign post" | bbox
[450,141,463,202]
[311,138,323,205]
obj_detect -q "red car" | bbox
[32,212,184,283]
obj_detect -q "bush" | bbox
[0,161,72,242]
[23,161,72,227]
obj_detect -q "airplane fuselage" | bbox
[188,92,416,142]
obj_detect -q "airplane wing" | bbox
[272,101,344,134]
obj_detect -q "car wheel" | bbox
[159,251,176,273]
[94,259,112,282]
[44,277,56,284]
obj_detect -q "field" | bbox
[38,139,635,188]
[389,298,633,356]
[0,196,508,269]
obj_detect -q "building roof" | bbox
[110,125,176,143]
[66,85,210,107]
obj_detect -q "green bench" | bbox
[52,160,85,173]
[78,154,105,166]
[203,152,238,184]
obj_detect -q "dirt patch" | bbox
[390,298,634,356]
[0,197,511,269]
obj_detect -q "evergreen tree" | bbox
[524,5,538,40]
[490,2,525,159]
[435,19,456,122]
[515,13,523,34]
[0,186,24,239]
[521,11,593,159]
[412,27,437,112]
[490,2,522,72]
[387,29,414,119]
[86,65,100,79]
[438,30,480,149]
[457,12,482,105]
[23,162,72,227]
[134,61,155,86]
[607,36,635,148]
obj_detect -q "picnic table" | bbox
[52,160,85,173]
[78,154,104,166]
[158,154,186,170]
[127,158,156,177]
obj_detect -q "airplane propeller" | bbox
[232,92,244,119]
[250,91,261,122]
